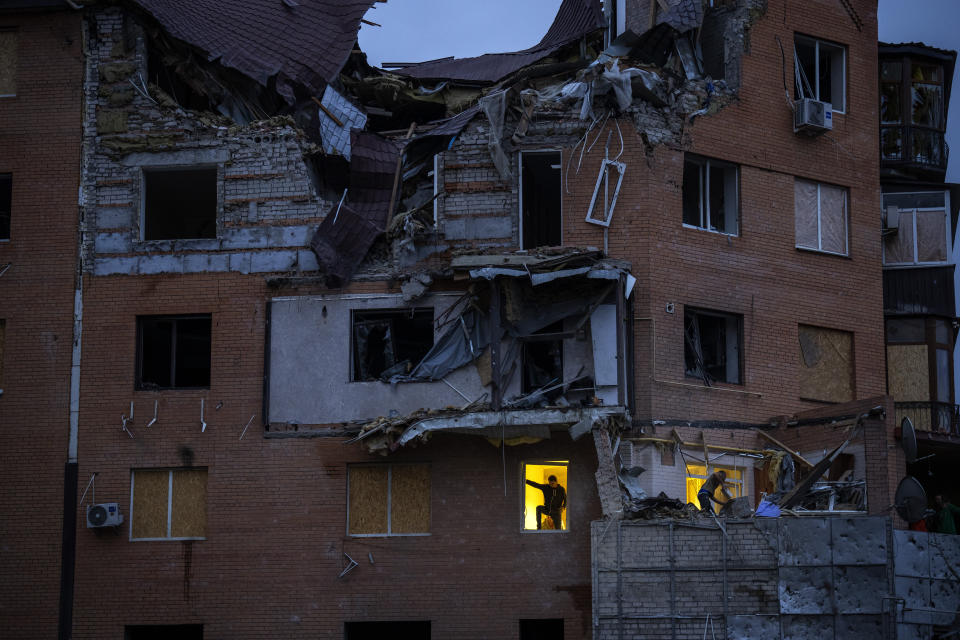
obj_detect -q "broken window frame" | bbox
[135,314,212,390]
[0,172,9,240]
[684,464,743,514]
[681,155,739,235]
[350,307,434,382]
[129,468,208,541]
[522,460,569,533]
[886,316,954,407]
[520,320,566,395]
[0,28,16,98]
[585,159,626,227]
[346,463,431,537]
[794,34,846,113]
[882,191,950,266]
[794,179,849,256]
[140,165,219,242]
[684,307,743,385]
[519,150,563,250]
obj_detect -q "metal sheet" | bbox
[894,530,931,578]
[832,517,888,565]
[780,519,831,566]
[834,566,887,614]
[779,568,835,614]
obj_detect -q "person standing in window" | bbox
[698,470,732,513]
[526,475,566,530]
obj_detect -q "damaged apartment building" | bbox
[1,0,958,638]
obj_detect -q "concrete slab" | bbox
[834,565,887,614]
[832,517,887,566]
[779,614,834,639]
[779,567,834,614]
[725,614,779,639]
[894,530,930,578]
[780,519,831,566]
[896,576,933,625]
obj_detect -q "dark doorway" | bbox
[520,618,564,640]
[521,151,562,249]
[345,621,430,640]
[125,625,203,640]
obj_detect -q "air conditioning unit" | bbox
[87,503,123,528]
[794,98,832,134]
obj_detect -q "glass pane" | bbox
[883,211,914,264]
[881,60,901,82]
[884,192,945,209]
[880,83,901,123]
[795,38,816,98]
[912,129,944,165]
[916,210,946,262]
[682,161,702,227]
[936,349,950,402]
[707,165,725,231]
[935,319,949,345]
[819,184,847,254]
[795,180,819,249]
[912,63,941,83]
[881,127,902,160]
[886,318,925,343]
[912,84,943,127]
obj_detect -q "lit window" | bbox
[142,167,217,240]
[348,464,430,536]
[883,192,948,265]
[794,35,846,112]
[520,151,562,249]
[0,30,16,97]
[136,315,212,389]
[130,468,207,540]
[795,179,848,255]
[523,461,568,532]
[684,308,742,385]
[682,155,739,235]
[685,465,742,513]
[351,308,434,381]
[798,324,854,403]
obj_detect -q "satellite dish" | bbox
[901,417,918,464]
[894,476,927,523]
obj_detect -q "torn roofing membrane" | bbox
[388,0,604,83]
[132,0,376,102]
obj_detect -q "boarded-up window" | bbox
[0,30,16,97]
[348,464,429,535]
[795,179,848,255]
[130,468,207,540]
[798,325,854,402]
[883,200,947,265]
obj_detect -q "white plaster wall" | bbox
[627,441,757,506]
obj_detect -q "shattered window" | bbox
[130,468,207,540]
[523,461,568,532]
[684,465,742,514]
[794,179,848,255]
[348,464,430,536]
[684,308,742,385]
[798,324,854,403]
[0,173,9,240]
[882,192,947,265]
[351,308,433,381]
[0,29,15,97]
[681,155,738,235]
[794,35,846,112]
[142,167,217,240]
[136,315,212,389]
[521,320,564,395]
[521,151,562,249]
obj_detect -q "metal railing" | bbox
[894,401,959,436]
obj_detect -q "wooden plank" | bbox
[391,465,430,533]
[754,429,815,470]
[385,122,416,226]
[131,470,168,539]
[779,428,860,509]
[349,466,388,534]
[171,469,207,538]
[312,96,344,127]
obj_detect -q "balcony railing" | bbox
[895,401,960,436]
[881,126,949,173]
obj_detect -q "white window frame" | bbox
[129,468,207,542]
[795,34,847,113]
[346,463,431,538]
[795,180,849,256]
[682,156,739,236]
[882,191,951,267]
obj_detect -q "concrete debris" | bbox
[400,273,433,301]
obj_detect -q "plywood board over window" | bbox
[0,30,17,97]
[887,344,930,401]
[798,325,854,402]
[348,464,429,536]
[130,468,207,540]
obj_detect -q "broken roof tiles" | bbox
[389,0,604,84]
[656,0,704,34]
[132,0,376,101]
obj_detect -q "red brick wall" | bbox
[0,9,83,638]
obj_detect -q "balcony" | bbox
[881,126,949,177]
[883,265,955,317]
[895,401,960,436]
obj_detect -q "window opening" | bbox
[125,625,203,640]
[142,167,217,240]
[798,324,854,403]
[521,320,564,395]
[882,192,948,265]
[137,315,212,390]
[348,464,430,536]
[684,308,742,385]
[520,619,564,640]
[0,173,10,240]
[794,35,846,112]
[130,468,207,541]
[0,30,16,97]
[794,179,848,255]
[685,464,743,513]
[682,156,739,234]
[345,622,430,640]
[523,461,568,531]
[520,151,561,249]
[351,308,433,381]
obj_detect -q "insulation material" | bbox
[0,31,15,96]
[884,211,915,263]
[170,469,207,538]
[390,465,430,534]
[479,91,512,180]
[887,345,930,401]
[798,325,854,403]
[349,466,388,534]
[819,184,847,254]
[794,180,819,249]
[916,210,947,262]
[131,470,169,539]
